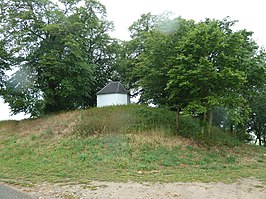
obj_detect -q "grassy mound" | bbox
[0,105,265,186]
[75,105,177,137]
[0,105,241,146]
[0,105,176,138]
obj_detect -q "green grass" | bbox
[0,105,265,186]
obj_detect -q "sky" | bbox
[0,0,266,121]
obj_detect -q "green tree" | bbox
[0,40,11,88]
[166,18,265,135]
[114,13,158,94]
[124,15,266,136]
[137,16,195,107]
[115,14,194,105]
[0,0,115,116]
[248,88,266,146]
[116,15,195,131]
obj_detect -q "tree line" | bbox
[0,0,265,145]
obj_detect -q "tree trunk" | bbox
[207,108,213,137]
[230,124,234,133]
[259,136,262,146]
[176,106,180,133]
[255,130,261,146]
[201,111,207,134]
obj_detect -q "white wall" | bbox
[97,93,129,107]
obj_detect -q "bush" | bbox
[178,115,201,138]
[72,105,243,147]
[133,106,176,133]
[74,105,177,137]
[74,106,133,137]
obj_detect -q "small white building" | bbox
[96,82,130,107]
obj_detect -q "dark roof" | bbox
[97,81,129,95]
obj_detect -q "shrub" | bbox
[133,106,176,133]
[178,115,201,138]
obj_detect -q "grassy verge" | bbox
[0,105,265,186]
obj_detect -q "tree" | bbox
[115,14,194,104]
[165,18,265,135]
[0,0,116,116]
[0,40,11,88]
[114,13,158,94]
[116,15,195,131]
[248,88,266,146]
[123,15,266,136]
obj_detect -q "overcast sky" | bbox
[100,0,266,46]
[1,0,266,120]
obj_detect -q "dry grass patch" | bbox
[128,132,197,149]
[0,110,82,138]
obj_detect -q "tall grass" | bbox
[74,105,177,137]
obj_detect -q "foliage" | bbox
[118,15,266,137]
[0,40,11,88]
[74,105,176,137]
[0,0,116,116]
[248,87,266,146]
[114,13,159,94]
[167,18,265,135]
[178,115,201,138]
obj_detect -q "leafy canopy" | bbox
[0,0,116,116]
[117,14,266,135]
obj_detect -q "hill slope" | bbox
[0,105,265,186]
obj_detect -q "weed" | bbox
[186,145,194,151]
[31,134,39,141]
[254,185,264,189]
[226,156,237,164]
[78,153,87,161]
[40,128,54,138]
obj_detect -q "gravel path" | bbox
[5,178,266,199]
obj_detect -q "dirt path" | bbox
[11,178,266,199]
